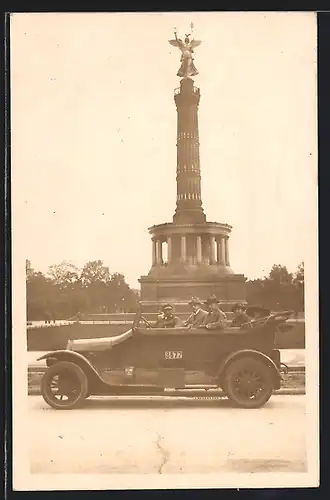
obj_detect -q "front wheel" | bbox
[41,361,88,410]
[224,357,274,409]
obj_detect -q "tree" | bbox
[80,260,111,287]
[268,264,293,285]
[246,278,265,307]
[45,261,82,319]
[26,259,34,279]
[107,273,139,313]
[78,260,110,313]
[26,262,55,320]
[246,263,304,313]
[26,259,139,319]
[293,262,304,285]
[47,261,80,289]
[262,264,293,311]
[293,262,304,312]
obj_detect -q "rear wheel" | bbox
[41,361,88,410]
[224,357,273,409]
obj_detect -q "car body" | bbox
[37,309,293,410]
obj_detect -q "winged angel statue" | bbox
[169,26,202,78]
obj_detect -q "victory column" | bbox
[139,27,246,313]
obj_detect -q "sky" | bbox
[11,12,317,288]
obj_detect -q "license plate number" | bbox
[164,350,183,359]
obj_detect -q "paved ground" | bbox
[29,395,306,474]
[280,349,305,367]
[27,349,305,369]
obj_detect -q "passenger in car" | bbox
[201,295,227,330]
[155,304,180,328]
[183,297,208,328]
[246,305,271,320]
[242,305,271,329]
[230,303,251,327]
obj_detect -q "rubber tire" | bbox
[41,361,88,410]
[224,357,273,409]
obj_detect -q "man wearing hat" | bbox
[201,295,227,330]
[155,304,180,328]
[246,305,271,321]
[230,303,251,327]
[183,297,208,328]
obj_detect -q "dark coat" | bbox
[155,314,180,328]
[230,312,251,327]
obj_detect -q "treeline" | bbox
[245,263,304,314]
[26,259,304,321]
[26,260,139,321]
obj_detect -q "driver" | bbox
[155,304,180,328]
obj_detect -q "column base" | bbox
[139,274,246,313]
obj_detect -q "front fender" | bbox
[216,349,282,388]
[36,350,105,386]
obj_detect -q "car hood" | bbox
[67,328,133,352]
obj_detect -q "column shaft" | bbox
[196,235,202,263]
[167,236,172,263]
[152,239,157,266]
[156,239,162,265]
[225,238,230,266]
[210,235,216,264]
[181,235,187,263]
[216,241,220,264]
[220,237,225,265]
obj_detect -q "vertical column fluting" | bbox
[173,78,206,224]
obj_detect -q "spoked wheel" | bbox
[41,361,88,410]
[224,357,273,409]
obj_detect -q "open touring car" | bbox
[37,309,293,410]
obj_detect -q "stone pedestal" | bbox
[139,275,246,313]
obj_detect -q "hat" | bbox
[204,295,220,305]
[232,302,246,313]
[162,303,174,312]
[188,296,202,306]
[246,305,270,318]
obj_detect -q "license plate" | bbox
[164,350,183,359]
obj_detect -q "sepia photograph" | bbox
[11,11,318,490]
